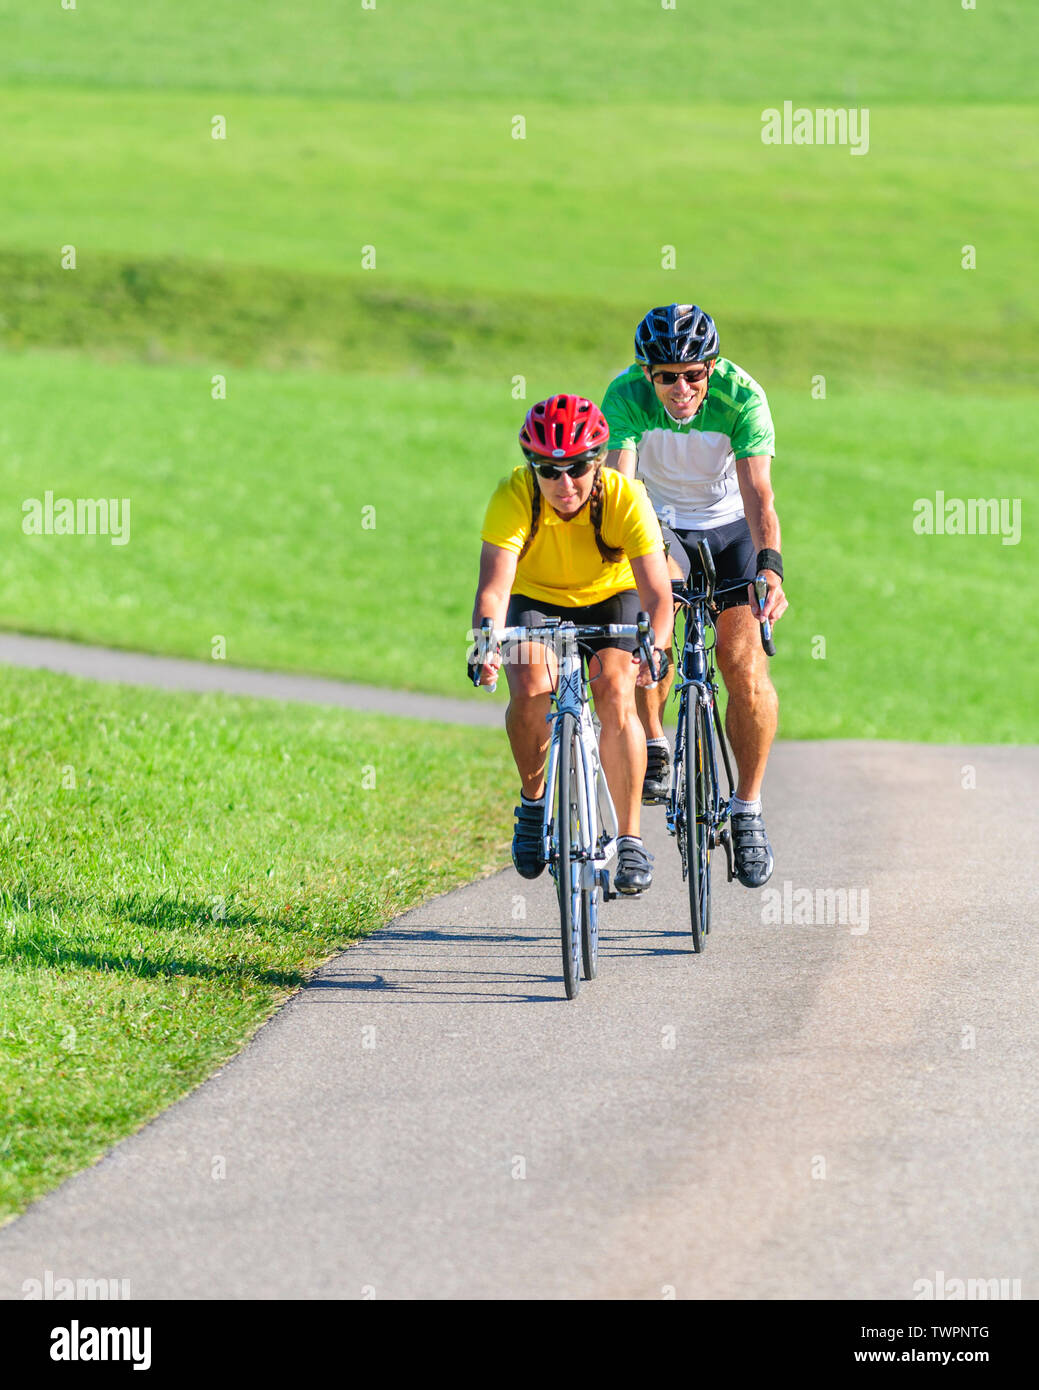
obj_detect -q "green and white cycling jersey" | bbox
[601,358,775,529]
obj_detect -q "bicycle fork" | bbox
[541,696,619,900]
[577,703,619,900]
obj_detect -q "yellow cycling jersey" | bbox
[481,465,663,606]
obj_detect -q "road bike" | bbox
[666,544,775,952]
[474,614,660,999]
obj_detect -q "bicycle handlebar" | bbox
[671,571,778,658]
[470,613,661,693]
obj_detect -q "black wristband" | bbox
[756,548,783,580]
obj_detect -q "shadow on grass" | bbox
[0,890,319,989]
[2,893,695,1004]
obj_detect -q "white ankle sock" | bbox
[731,795,762,816]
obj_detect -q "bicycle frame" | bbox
[666,591,736,872]
[540,627,618,889]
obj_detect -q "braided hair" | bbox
[587,465,623,564]
[517,476,542,562]
[517,462,622,564]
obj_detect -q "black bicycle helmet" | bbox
[634,304,719,365]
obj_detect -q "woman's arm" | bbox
[629,549,675,685]
[470,542,518,684]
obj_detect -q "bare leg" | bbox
[503,642,557,799]
[634,664,674,741]
[715,605,778,801]
[589,648,645,838]
[634,552,683,743]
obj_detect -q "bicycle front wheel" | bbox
[683,696,716,953]
[553,713,582,999]
[580,873,599,981]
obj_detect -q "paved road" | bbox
[0,631,502,726]
[1,738,1035,1299]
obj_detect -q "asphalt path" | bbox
[0,706,1034,1297]
[0,631,501,725]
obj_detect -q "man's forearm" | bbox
[604,448,637,478]
[745,497,781,556]
[735,457,781,558]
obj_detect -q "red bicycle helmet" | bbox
[519,394,610,464]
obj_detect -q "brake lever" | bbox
[474,616,499,692]
[754,575,776,657]
[635,610,658,686]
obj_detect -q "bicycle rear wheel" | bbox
[553,713,582,999]
[682,697,716,953]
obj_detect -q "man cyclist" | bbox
[470,393,674,895]
[600,304,786,889]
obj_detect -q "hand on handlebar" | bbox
[750,572,784,658]
[634,653,656,688]
[472,650,502,688]
[468,615,503,691]
[748,569,787,624]
[634,647,669,688]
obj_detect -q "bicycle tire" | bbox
[554,713,582,999]
[696,698,716,944]
[683,696,715,953]
[580,751,606,981]
[580,878,599,981]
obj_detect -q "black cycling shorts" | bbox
[505,589,642,655]
[659,517,756,611]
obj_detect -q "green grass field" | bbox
[0,666,511,1221]
[0,354,1032,739]
[1,91,1035,385]
[1,1,1033,105]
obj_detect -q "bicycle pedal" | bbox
[719,826,735,882]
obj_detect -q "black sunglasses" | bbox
[527,458,597,481]
[651,366,710,385]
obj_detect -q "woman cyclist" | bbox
[470,394,674,895]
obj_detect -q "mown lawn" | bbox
[0,89,1033,362]
[0,0,1032,104]
[0,354,1032,740]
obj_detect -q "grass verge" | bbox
[0,666,512,1221]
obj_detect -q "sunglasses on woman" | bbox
[527,458,597,481]
[651,366,710,386]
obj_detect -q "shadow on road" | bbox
[302,918,697,1005]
